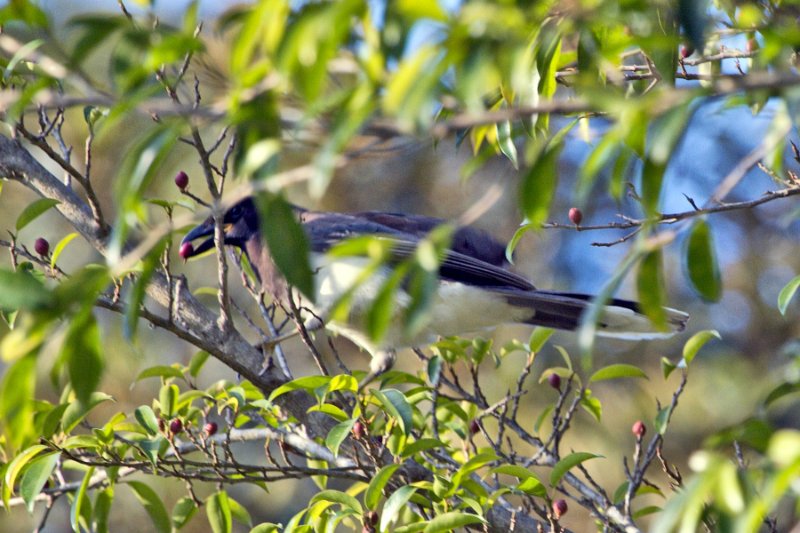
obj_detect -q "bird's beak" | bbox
[180,220,216,259]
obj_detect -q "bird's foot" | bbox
[357,350,397,391]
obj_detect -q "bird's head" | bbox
[180,197,259,259]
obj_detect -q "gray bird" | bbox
[181,197,688,385]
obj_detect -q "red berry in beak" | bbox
[179,242,194,261]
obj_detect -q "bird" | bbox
[180,196,689,385]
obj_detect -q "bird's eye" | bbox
[230,206,242,218]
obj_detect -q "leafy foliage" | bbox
[0,0,799,531]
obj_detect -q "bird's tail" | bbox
[499,290,688,340]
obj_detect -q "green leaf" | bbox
[125,240,166,339]
[327,374,358,394]
[255,194,315,301]
[365,464,400,510]
[636,249,668,330]
[20,451,60,512]
[70,466,95,533]
[269,375,331,401]
[15,198,59,231]
[423,512,485,532]
[249,524,280,533]
[172,497,198,530]
[128,481,171,533]
[0,353,37,451]
[764,382,800,408]
[159,384,179,418]
[228,497,252,527]
[206,491,232,533]
[188,351,210,378]
[4,444,47,506]
[0,268,53,311]
[528,328,554,353]
[325,419,355,457]
[399,438,446,458]
[50,232,79,268]
[136,365,185,382]
[496,120,518,169]
[372,389,413,435]
[590,364,648,382]
[778,275,800,315]
[310,489,362,514]
[550,452,602,486]
[134,405,160,436]
[94,487,114,533]
[427,355,442,385]
[580,390,603,422]
[661,357,677,379]
[63,311,104,405]
[61,392,113,433]
[655,405,675,435]
[491,465,546,496]
[681,330,720,366]
[519,141,559,227]
[379,486,417,533]
[685,219,722,302]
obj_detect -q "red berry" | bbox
[174,171,189,190]
[469,419,480,435]
[568,207,583,226]
[547,373,561,390]
[353,421,365,439]
[365,511,378,525]
[179,242,194,261]
[632,420,646,438]
[34,237,50,256]
[169,419,183,434]
[204,422,218,436]
[552,499,568,519]
[680,45,694,59]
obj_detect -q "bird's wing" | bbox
[300,212,535,291]
[352,211,510,267]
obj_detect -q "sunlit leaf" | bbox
[325,419,355,457]
[550,452,602,486]
[681,330,720,366]
[172,497,198,530]
[590,364,648,382]
[778,274,800,315]
[379,486,417,533]
[365,464,401,510]
[206,491,232,533]
[423,512,485,533]
[15,198,59,231]
[310,489,362,514]
[372,389,413,435]
[20,451,60,513]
